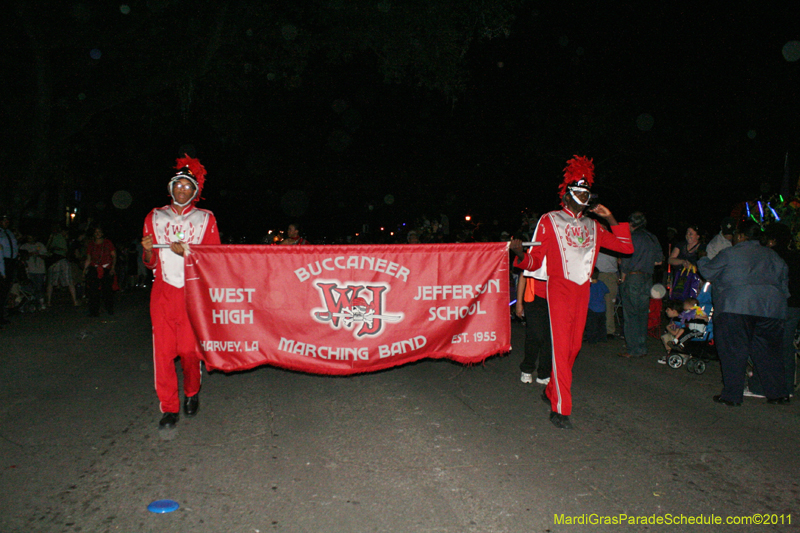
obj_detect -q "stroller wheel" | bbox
[687,359,697,373]
[668,353,684,369]
[693,360,706,374]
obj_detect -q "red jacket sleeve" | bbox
[142,210,159,270]
[513,215,548,272]
[598,222,633,255]
[202,213,221,245]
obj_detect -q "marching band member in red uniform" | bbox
[510,156,633,429]
[142,155,221,429]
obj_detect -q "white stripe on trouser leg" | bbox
[546,282,562,414]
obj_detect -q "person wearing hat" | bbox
[141,154,221,430]
[510,155,633,429]
[747,223,800,400]
[705,217,736,260]
[619,211,664,359]
[698,221,790,406]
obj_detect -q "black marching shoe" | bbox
[766,396,791,405]
[184,394,200,417]
[159,412,179,429]
[549,412,573,429]
[712,395,742,407]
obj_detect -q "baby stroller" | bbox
[7,257,38,314]
[667,282,716,375]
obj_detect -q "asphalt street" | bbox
[1,289,798,533]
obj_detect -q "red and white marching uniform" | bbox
[514,207,632,415]
[143,204,220,413]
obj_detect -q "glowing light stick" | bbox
[757,201,764,220]
[768,203,781,221]
[745,202,751,218]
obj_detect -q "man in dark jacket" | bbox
[698,221,790,406]
[747,223,799,399]
[618,211,663,358]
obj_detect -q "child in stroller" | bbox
[659,290,714,373]
[6,254,39,314]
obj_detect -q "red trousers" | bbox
[544,277,590,416]
[151,282,202,413]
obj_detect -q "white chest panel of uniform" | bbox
[548,210,597,285]
[152,206,212,288]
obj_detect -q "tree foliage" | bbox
[1,0,520,220]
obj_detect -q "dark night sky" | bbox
[2,2,799,243]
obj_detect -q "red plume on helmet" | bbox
[173,154,207,203]
[558,155,594,201]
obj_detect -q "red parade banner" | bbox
[184,243,511,375]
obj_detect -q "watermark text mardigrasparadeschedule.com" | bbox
[554,513,792,526]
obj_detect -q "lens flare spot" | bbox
[636,113,654,132]
[281,24,298,41]
[782,41,800,62]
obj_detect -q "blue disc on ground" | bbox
[148,499,179,513]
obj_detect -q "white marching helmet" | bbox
[650,283,667,299]
[168,154,207,207]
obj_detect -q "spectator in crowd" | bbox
[19,234,48,310]
[0,214,19,324]
[669,224,703,270]
[595,251,620,339]
[669,297,708,340]
[46,226,79,308]
[83,226,116,317]
[659,300,685,363]
[747,223,799,399]
[515,261,552,386]
[584,268,609,344]
[510,155,633,429]
[658,297,709,364]
[280,223,309,245]
[698,221,790,406]
[518,210,538,242]
[142,155,221,430]
[46,224,68,266]
[705,217,736,260]
[69,229,89,301]
[619,211,664,359]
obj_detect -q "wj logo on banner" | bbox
[311,281,403,338]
